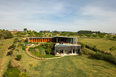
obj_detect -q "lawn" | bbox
[11,43,116,77]
[18,50,116,77]
[78,37,116,55]
[41,54,58,58]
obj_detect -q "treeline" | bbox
[14,28,116,40]
[0,29,13,39]
[77,30,107,38]
[78,30,101,34]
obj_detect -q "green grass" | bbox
[0,38,14,77]
[0,38,14,58]
[20,55,116,77]
[3,67,20,77]
[41,54,58,58]
[12,44,116,77]
[78,37,116,55]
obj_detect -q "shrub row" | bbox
[79,42,116,64]
[92,52,116,65]
[82,48,95,55]
[78,42,111,55]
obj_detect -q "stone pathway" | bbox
[25,45,64,60]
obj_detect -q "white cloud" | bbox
[81,5,116,19]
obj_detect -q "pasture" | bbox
[78,37,116,55]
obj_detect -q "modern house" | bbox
[28,36,81,56]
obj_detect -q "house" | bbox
[28,36,81,56]
[10,31,19,34]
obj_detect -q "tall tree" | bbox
[24,28,27,32]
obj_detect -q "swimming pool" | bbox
[55,44,68,46]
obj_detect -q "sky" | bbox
[0,0,116,33]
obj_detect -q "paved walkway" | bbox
[25,45,63,60]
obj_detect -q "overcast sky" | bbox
[0,0,116,33]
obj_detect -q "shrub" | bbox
[92,52,116,64]
[3,67,20,77]
[82,48,95,55]
[39,43,54,54]
[39,47,46,56]
[45,48,52,54]
[29,47,41,57]
[12,44,16,50]
[25,38,28,42]
[79,51,83,55]
[8,44,13,49]
[112,36,116,41]
[109,46,116,51]
[18,72,28,77]
[78,42,85,49]
[6,50,13,56]
[16,55,22,61]
[3,61,20,77]
[13,38,19,43]
[29,64,33,67]
[16,49,19,51]
[22,45,27,51]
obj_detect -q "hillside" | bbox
[0,37,116,77]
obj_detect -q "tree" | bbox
[24,28,27,32]
[86,34,92,38]
[78,34,84,37]
[92,34,98,38]
[98,33,105,38]
[16,32,21,37]
[112,36,116,40]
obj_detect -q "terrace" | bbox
[54,43,81,56]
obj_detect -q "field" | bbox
[78,37,116,55]
[0,37,116,77]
